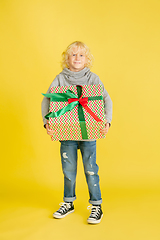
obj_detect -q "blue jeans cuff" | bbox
[63,196,76,203]
[89,199,102,205]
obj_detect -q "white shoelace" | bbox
[87,205,101,218]
[58,202,71,213]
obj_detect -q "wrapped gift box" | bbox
[43,84,105,141]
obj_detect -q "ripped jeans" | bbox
[60,140,102,205]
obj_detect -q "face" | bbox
[67,46,87,72]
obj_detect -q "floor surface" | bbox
[0,186,160,240]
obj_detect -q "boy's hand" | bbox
[46,121,54,136]
[100,120,110,135]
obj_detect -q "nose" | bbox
[75,54,80,61]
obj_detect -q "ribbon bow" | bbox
[68,97,88,107]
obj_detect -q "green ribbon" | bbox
[77,86,88,139]
[42,86,103,139]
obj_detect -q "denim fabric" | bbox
[60,140,102,205]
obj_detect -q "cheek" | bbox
[84,57,87,65]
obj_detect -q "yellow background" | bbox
[0,0,160,239]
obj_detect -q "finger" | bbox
[46,124,52,132]
[47,132,52,136]
[46,124,54,135]
[47,127,54,132]
[47,130,54,136]
[100,128,108,134]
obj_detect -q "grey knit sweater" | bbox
[41,67,112,127]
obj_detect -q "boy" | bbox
[41,41,112,224]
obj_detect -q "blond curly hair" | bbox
[61,41,94,69]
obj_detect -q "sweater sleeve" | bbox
[91,74,112,124]
[41,76,60,126]
[103,86,113,124]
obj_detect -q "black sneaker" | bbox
[87,205,103,224]
[53,202,74,219]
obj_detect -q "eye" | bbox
[73,54,76,56]
[80,54,83,57]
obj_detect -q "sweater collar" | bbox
[61,67,90,79]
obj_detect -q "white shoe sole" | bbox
[53,209,75,219]
[87,214,103,224]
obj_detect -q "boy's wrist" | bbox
[105,120,111,127]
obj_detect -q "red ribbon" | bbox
[68,96,102,122]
